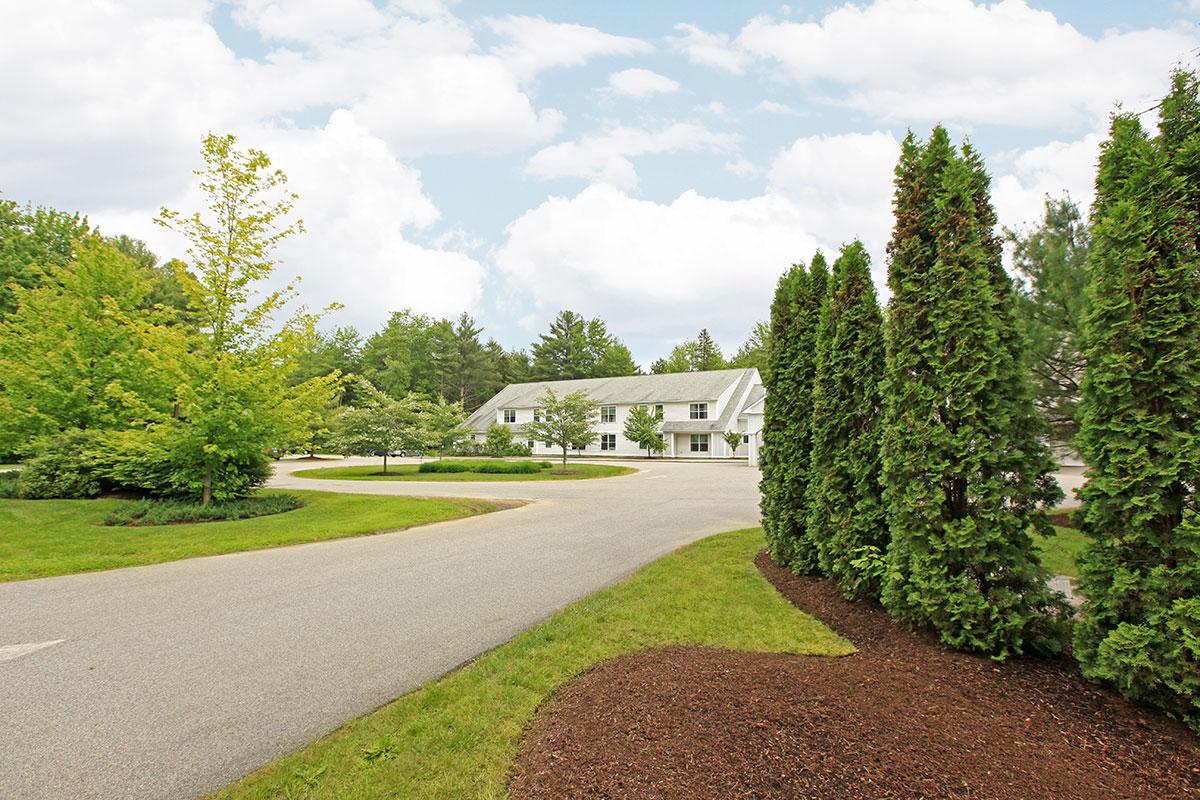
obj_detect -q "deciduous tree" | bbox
[525,388,598,470]
[625,404,665,457]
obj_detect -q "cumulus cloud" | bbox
[607,68,681,99]
[525,123,739,190]
[681,0,1199,128]
[670,22,751,74]
[485,15,651,82]
[496,183,821,350]
[755,100,800,115]
[725,158,761,177]
[991,133,1103,231]
[232,0,388,43]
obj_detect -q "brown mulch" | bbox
[508,552,1200,800]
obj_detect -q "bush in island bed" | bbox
[418,460,551,475]
[103,494,303,527]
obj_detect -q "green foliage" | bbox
[153,133,341,502]
[102,494,303,526]
[0,237,184,455]
[1006,196,1090,446]
[879,126,1067,659]
[760,254,827,572]
[531,310,639,380]
[417,460,547,475]
[624,404,665,457]
[0,473,18,499]
[1073,71,1200,730]
[329,381,425,472]
[15,430,105,499]
[807,241,888,601]
[729,321,770,379]
[0,198,90,317]
[722,429,742,456]
[651,328,728,373]
[422,396,469,456]
[482,423,526,457]
[524,388,599,468]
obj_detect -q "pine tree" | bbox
[807,241,887,600]
[880,127,1067,658]
[1073,72,1200,730]
[760,253,827,571]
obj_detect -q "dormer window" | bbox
[689,403,708,420]
[503,409,516,423]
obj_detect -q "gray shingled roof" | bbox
[465,368,756,430]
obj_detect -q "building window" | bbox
[689,403,708,420]
[601,433,616,451]
[654,404,664,418]
[743,434,749,443]
[690,434,709,452]
[503,409,516,423]
[600,405,616,423]
[527,440,535,450]
[533,408,542,422]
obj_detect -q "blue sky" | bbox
[4,0,1199,365]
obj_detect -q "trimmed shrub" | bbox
[102,494,303,526]
[0,473,19,498]
[418,460,549,475]
[17,430,105,499]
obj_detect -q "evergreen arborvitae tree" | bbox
[807,241,887,600]
[880,127,1068,659]
[760,253,827,571]
[1073,71,1200,730]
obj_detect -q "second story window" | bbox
[654,404,664,418]
[533,408,542,422]
[600,405,616,423]
[503,409,516,423]
[689,402,708,420]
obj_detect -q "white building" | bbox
[464,368,766,464]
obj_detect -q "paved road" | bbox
[0,458,763,799]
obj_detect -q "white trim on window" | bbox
[689,433,709,452]
[689,403,708,420]
[600,433,617,451]
[600,405,616,423]
[503,409,516,423]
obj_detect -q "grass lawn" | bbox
[1033,524,1088,578]
[0,490,501,582]
[213,528,851,800]
[294,462,635,482]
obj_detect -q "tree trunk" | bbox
[202,466,212,507]
[561,444,568,470]
[382,452,389,474]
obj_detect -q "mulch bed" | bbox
[508,552,1199,800]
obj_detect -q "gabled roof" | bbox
[465,368,757,430]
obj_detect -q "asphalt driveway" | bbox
[0,457,762,799]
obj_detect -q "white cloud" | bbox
[696,100,730,117]
[607,68,681,99]
[93,111,485,329]
[525,123,739,190]
[725,158,761,177]
[755,100,800,115]
[485,15,651,82]
[232,0,388,43]
[991,133,1103,231]
[670,22,751,74]
[685,0,1200,128]
[768,131,901,268]
[496,184,821,346]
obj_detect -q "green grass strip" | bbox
[214,528,852,799]
[0,490,499,582]
[1033,524,1087,578]
[293,462,634,482]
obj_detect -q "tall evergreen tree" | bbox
[880,127,1067,659]
[807,241,887,600]
[692,328,726,371]
[1005,197,1090,446]
[1073,71,1200,730]
[730,321,770,378]
[434,313,501,411]
[760,253,827,571]
[531,310,638,379]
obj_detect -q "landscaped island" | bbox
[0,490,504,582]
[293,460,634,482]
